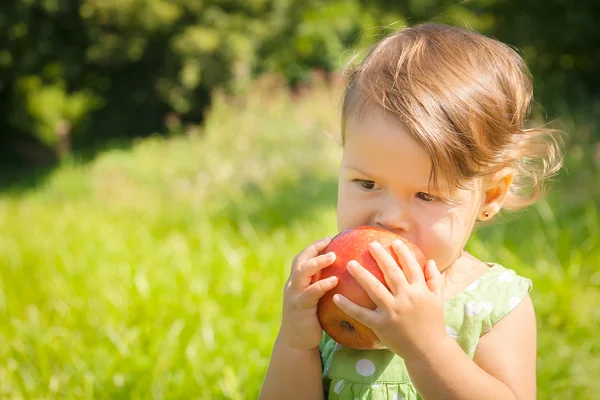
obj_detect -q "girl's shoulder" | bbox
[444,263,533,343]
[447,263,532,310]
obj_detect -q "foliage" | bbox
[1,0,598,162]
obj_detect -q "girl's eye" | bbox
[416,192,436,202]
[354,179,376,190]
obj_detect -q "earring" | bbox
[482,211,490,219]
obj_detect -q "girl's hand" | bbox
[332,239,447,361]
[278,236,339,351]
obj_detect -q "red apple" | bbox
[312,226,427,349]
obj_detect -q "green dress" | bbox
[319,264,532,399]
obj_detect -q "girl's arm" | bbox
[258,334,324,400]
[259,237,339,399]
[405,295,537,400]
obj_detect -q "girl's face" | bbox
[337,108,484,271]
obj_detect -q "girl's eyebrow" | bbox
[342,165,372,176]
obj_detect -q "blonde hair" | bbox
[341,23,565,210]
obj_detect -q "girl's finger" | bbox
[424,260,444,298]
[292,236,331,269]
[368,241,408,295]
[296,275,339,309]
[290,251,336,292]
[345,260,394,308]
[392,239,425,285]
[332,293,379,329]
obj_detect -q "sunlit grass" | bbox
[0,74,598,399]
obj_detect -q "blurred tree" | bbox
[490,0,600,111]
[0,0,597,166]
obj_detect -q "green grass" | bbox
[1,74,599,399]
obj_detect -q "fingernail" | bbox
[347,260,357,269]
[393,239,404,247]
[328,252,336,259]
[328,276,337,283]
[369,242,382,249]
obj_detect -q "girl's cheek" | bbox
[413,223,445,258]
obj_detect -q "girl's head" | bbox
[336,23,564,269]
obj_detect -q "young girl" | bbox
[259,23,564,399]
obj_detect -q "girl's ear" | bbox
[480,168,514,219]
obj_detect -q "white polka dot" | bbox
[482,301,493,314]
[509,296,522,309]
[446,326,458,339]
[356,358,376,376]
[391,393,404,400]
[465,301,493,316]
[466,279,480,291]
[465,301,480,316]
[334,380,344,394]
[499,271,514,282]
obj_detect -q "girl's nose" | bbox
[374,198,410,233]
